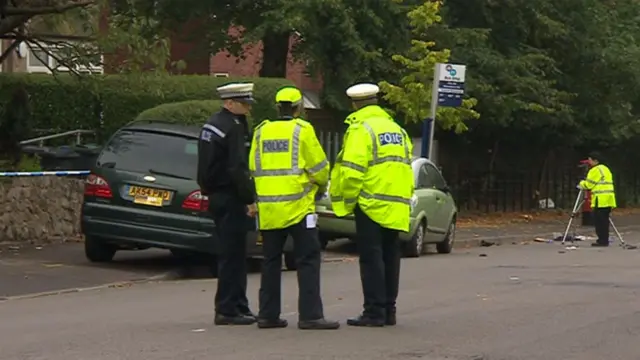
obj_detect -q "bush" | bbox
[136,100,225,125]
[0,74,292,141]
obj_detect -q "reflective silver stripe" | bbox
[342,161,366,173]
[308,159,328,174]
[592,190,615,194]
[361,122,411,166]
[360,191,411,205]
[253,124,303,176]
[203,124,225,138]
[257,184,313,203]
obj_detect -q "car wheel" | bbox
[436,220,456,254]
[403,221,426,258]
[84,236,117,263]
[284,251,297,271]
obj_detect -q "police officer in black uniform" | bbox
[197,82,258,326]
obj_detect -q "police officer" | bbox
[579,151,616,247]
[197,82,257,326]
[249,86,340,330]
[330,83,414,327]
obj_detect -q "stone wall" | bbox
[0,177,84,245]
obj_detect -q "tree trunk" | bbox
[259,31,290,78]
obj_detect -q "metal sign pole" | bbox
[427,64,441,161]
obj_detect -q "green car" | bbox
[81,120,297,270]
[316,157,457,257]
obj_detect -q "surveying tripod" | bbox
[560,189,626,246]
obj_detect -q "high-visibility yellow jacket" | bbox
[330,105,414,232]
[249,118,329,229]
[579,163,616,208]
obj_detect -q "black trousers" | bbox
[354,206,401,319]
[258,215,324,321]
[593,207,611,245]
[209,194,251,316]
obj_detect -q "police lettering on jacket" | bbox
[262,139,290,153]
[378,132,403,146]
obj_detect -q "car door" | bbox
[413,163,443,243]
[424,163,454,236]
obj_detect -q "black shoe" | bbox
[257,318,288,329]
[385,309,397,326]
[346,315,385,327]
[239,310,257,320]
[298,318,340,330]
[591,242,609,247]
[214,314,256,325]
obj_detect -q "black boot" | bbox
[346,314,385,327]
[298,318,340,330]
[591,242,609,247]
[214,313,256,326]
[257,318,288,329]
[385,308,397,326]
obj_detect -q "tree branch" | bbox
[3,1,95,16]
[0,32,95,41]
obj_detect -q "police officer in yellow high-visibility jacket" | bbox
[249,86,340,331]
[579,151,616,247]
[330,83,414,327]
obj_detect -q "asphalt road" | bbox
[2,240,640,360]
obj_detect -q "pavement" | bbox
[3,238,640,359]
[2,213,640,300]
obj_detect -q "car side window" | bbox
[425,164,446,189]
[416,165,430,189]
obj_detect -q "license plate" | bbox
[256,233,263,245]
[128,186,171,207]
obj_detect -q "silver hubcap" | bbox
[448,223,456,244]
[416,225,425,253]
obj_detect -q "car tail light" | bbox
[84,174,113,198]
[182,190,209,211]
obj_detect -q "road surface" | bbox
[3,239,640,360]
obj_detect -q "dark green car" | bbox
[81,120,296,269]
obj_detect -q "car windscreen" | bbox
[98,129,198,180]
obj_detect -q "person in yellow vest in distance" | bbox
[249,86,340,330]
[330,83,414,327]
[578,151,617,247]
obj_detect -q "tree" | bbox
[379,0,479,132]
[0,0,173,74]
[114,0,420,109]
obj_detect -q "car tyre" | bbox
[436,219,456,254]
[284,251,297,271]
[84,236,117,263]
[403,221,426,258]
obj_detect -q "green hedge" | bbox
[0,74,292,141]
[136,100,228,124]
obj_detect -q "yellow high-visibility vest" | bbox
[579,164,616,208]
[330,105,414,232]
[249,118,329,229]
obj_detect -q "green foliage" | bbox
[379,1,479,132]
[136,100,224,124]
[112,0,418,110]
[0,74,292,141]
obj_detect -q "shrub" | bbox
[136,100,225,125]
[0,74,292,141]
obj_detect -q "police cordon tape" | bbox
[0,170,90,177]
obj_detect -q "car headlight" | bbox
[410,193,418,212]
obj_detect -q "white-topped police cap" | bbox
[217,82,255,104]
[346,83,380,100]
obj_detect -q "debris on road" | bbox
[509,276,520,281]
[480,240,495,247]
[191,329,206,333]
[479,253,488,257]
